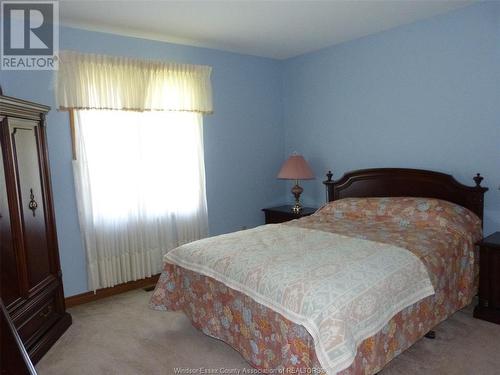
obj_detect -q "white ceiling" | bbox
[60,0,474,60]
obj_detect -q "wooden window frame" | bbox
[68,110,76,161]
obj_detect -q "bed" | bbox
[150,168,488,374]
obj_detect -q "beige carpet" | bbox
[36,289,500,375]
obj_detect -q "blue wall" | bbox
[2,2,498,296]
[1,27,285,296]
[283,2,500,235]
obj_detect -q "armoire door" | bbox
[0,123,22,308]
[7,117,58,296]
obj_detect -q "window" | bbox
[73,110,208,289]
[76,110,206,219]
[57,51,212,291]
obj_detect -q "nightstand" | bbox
[262,205,317,224]
[474,232,500,324]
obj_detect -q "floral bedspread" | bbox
[163,224,434,374]
[150,197,482,374]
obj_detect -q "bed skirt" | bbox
[150,263,474,374]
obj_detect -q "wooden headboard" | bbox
[323,168,488,222]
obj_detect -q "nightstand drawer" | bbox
[264,211,295,224]
[490,250,500,309]
[474,232,500,324]
[262,205,317,224]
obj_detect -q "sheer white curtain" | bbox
[57,51,213,291]
[73,110,208,291]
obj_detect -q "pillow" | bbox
[316,197,481,234]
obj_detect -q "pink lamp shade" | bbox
[277,154,315,180]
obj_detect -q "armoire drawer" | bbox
[17,293,60,346]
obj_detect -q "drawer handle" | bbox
[39,305,52,319]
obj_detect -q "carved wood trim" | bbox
[0,95,49,120]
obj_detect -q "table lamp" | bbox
[277,154,315,213]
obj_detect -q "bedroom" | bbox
[0,0,499,374]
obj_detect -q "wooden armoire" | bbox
[0,94,71,364]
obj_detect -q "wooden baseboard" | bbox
[64,274,160,308]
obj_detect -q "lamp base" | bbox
[291,182,304,214]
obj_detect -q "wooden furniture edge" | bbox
[65,274,160,308]
[28,312,72,364]
[473,305,500,324]
[1,298,38,375]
